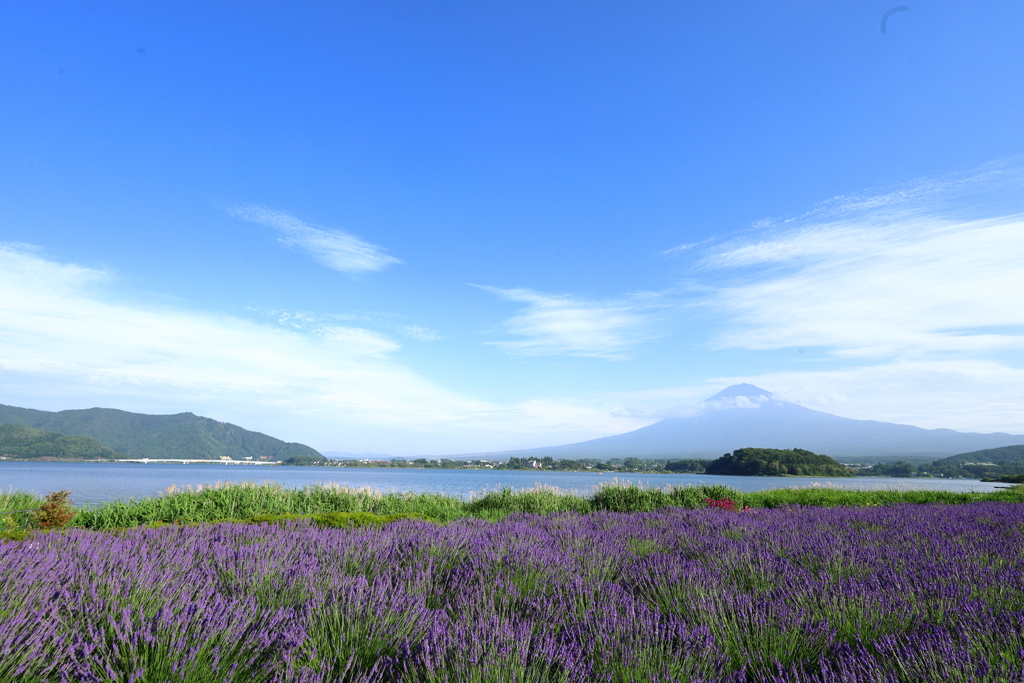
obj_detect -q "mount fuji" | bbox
[487,384,1024,461]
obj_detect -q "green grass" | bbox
[63,481,467,529]
[211,510,433,528]
[734,485,1024,508]
[0,479,996,530]
[0,489,40,529]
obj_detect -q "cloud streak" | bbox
[246,308,441,342]
[228,205,402,273]
[704,213,1024,357]
[477,286,660,359]
[398,325,442,342]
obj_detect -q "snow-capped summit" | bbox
[487,385,1024,460]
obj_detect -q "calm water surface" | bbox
[0,461,1004,506]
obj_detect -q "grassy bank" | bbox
[5,480,1022,531]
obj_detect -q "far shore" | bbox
[0,457,985,480]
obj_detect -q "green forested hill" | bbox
[0,424,120,460]
[0,404,325,463]
[705,447,854,477]
[930,445,1024,478]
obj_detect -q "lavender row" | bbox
[2,503,1023,682]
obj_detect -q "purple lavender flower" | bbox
[1,504,1023,681]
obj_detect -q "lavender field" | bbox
[2,503,1023,682]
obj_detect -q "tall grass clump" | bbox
[60,479,1024,530]
[732,482,1024,508]
[464,484,593,519]
[70,480,469,530]
[592,480,740,512]
[591,479,1024,511]
[0,489,41,532]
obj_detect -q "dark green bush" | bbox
[0,529,34,542]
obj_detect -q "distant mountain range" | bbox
[0,404,324,462]
[4,385,1022,466]
[478,384,1024,461]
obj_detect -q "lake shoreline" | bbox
[0,461,1005,507]
[0,457,971,478]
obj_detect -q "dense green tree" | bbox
[927,445,1024,479]
[705,448,854,477]
[665,459,711,473]
[868,460,916,477]
[283,453,329,466]
[0,425,120,460]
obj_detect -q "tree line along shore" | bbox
[325,447,851,476]
[277,445,1024,481]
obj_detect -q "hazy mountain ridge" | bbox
[927,445,1024,478]
[0,404,323,462]
[938,445,1024,465]
[477,385,1024,461]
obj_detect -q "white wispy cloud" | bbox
[247,307,441,342]
[0,246,649,454]
[398,325,442,342]
[737,164,1014,235]
[659,242,701,257]
[699,220,898,270]
[696,163,1024,271]
[704,212,1024,357]
[227,205,402,273]
[0,241,43,253]
[477,286,660,359]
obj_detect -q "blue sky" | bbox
[1,0,1023,455]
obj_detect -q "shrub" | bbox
[33,490,75,529]
[311,511,432,527]
[0,529,34,542]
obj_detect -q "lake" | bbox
[0,461,1005,506]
